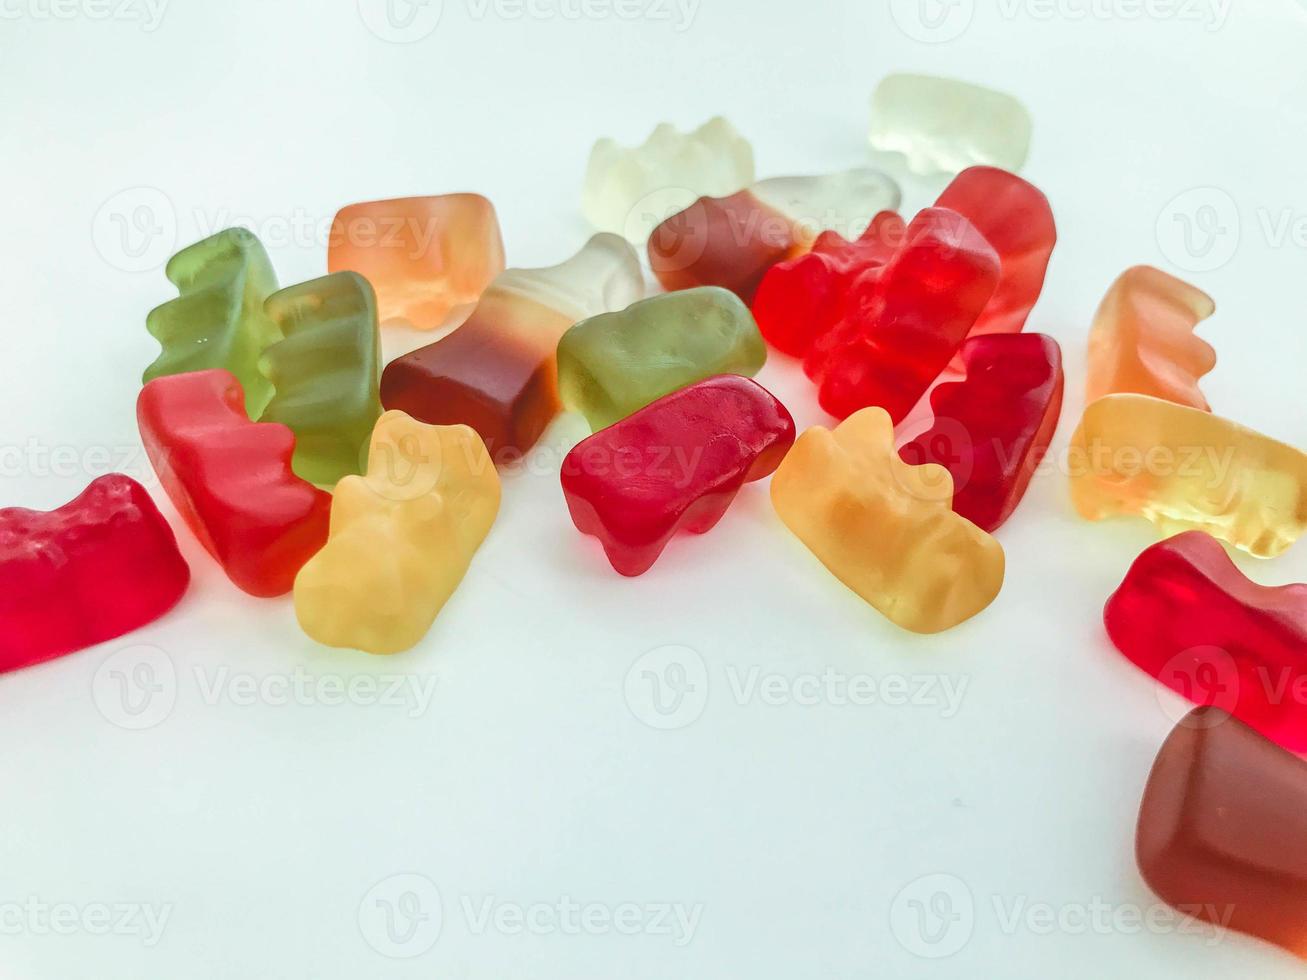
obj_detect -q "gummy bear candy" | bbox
[259,272,382,487]
[294,411,501,654]
[0,475,189,673]
[868,74,1032,175]
[380,234,644,458]
[556,287,768,432]
[900,334,1064,533]
[648,168,901,303]
[1086,266,1216,410]
[770,408,1005,633]
[1105,531,1307,751]
[328,194,504,330]
[1069,394,1307,559]
[1138,707,1307,960]
[582,117,755,243]
[805,207,1000,422]
[145,228,281,417]
[562,375,794,576]
[751,212,906,358]
[934,166,1056,339]
[137,369,332,597]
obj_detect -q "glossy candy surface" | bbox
[582,117,755,242]
[381,234,644,458]
[771,408,1005,633]
[868,73,1032,175]
[1069,394,1307,558]
[137,369,332,597]
[1105,531,1307,751]
[805,207,1000,422]
[900,334,1064,532]
[145,228,281,417]
[561,375,794,576]
[556,287,767,432]
[1138,708,1307,959]
[0,475,189,673]
[934,166,1056,339]
[328,194,504,330]
[294,411,501,654]
[1086,266,1216,410]
[259,272,382,486]
[751,212,905,357]
[647,169,901,302]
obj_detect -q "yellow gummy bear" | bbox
[1069,394,1307,559]
[770,408,1005,634]
[294,410,500,654]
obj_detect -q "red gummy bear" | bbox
[899,333,1064,532]
[934,166,1057,339]
[137,369,332,598]
[0,475,189,673]
[561,375,795,576]
[751,212,906,358]
[1105,531,1307,752]
[805,207,1000,423]
[647,190,798,303]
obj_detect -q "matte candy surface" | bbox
[0,475,189,673]
[647,169,901,302]
[1137,708,1307,959]
[294,411,501,654]
[771,408,1005,634]
[751,212,905,358]
[556,287,767,432]
[144,228,281,417]
[1069,394,1307,558]
[328,194,504,330]
[381,234,644,458]
[582,117,755,242]
[137,369,332,597]
[1105,532,1307,751]
[1086,266,1216,410]
[934,166,1056,339]
[806,207,1000,422]
[259,272,382,486]
[869,73,1033,175]
[900,334,1064,532]
[562,376,794,576]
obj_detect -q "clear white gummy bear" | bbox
[751,168,903,246]
[583,117,756,243]
[868,74,1032,176]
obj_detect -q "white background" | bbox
[3,0,1307,977]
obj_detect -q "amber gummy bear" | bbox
[1138,708,1307,960]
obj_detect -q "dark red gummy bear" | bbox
[899,333,1064,532]
[1105,531,1307,752]
[934,166,1057,340]
[137,369,332,598]
[751,211,906,358]
[0,474,189,673]
[1138,707,1307,959]
[561,375,795,576]
[804,207,1000,423]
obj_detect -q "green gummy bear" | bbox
[556,286,767,431]
[259,272,382,487]
[144,228,282,418]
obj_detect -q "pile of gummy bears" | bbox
[4,72,1307,961]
